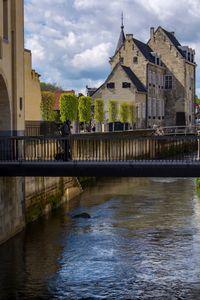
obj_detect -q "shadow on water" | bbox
[1,178,200,299]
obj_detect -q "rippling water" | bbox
[1,178,200,299]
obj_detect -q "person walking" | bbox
[60,120,71,161]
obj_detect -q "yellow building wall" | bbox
[0,0,25,134]
[24,49,42,121]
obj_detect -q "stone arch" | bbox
[0,74,11,135]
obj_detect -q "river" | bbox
[1,177,200,299]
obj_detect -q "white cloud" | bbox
[26,36,45,61]
[71,43,111,70]
[55,32,77,48]
[24,0,200,93]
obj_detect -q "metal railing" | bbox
[161,125,196,135]
[0,134,199,162]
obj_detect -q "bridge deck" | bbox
[1,160,200,177]
[0,134,200,177]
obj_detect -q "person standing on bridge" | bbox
[60,120,72,161]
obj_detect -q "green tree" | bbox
[40,91,56,121]
[59,93,78,123]
[94,99,104,131]
[119,102,129,130]
[128,104,136,128]
[108,100,118,131]
[40,82,62,92]
[78,96,92,131]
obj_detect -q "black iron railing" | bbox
[0,134,199,162]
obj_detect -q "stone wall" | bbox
[25,177,82,223]
[0,176,82,245]
[0,177,25,245]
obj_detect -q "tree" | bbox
[59,93,78,123]
[94,99,104,131]
[108,100,118,131]
[40,91,56,121]
[40,82,62,92]
[119,102,129,130]
[78,96,92,131]
[128,104,136,128]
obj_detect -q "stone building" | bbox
[24,49,42,121]
[91,21,196,129]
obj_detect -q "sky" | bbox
[24,0,200,96]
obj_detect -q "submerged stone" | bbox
[72,212,91,219]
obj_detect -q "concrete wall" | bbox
[24,49,42,121]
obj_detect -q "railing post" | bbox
[198,131,200,160]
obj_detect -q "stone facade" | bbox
[91,25,196,128]
[148,27,196,126]
[93,63,146,128]
[25,177,82,223]
[24,49,42,121]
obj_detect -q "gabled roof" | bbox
[161,28,185,57]
[92,63,147,97]
[121,65,147,92]
[133,38,155,63]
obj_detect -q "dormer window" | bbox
[156,57,160,65]
[122,82,131,88]
[188,52,191,61]
[107,82,115,89]
[133,57,138,64]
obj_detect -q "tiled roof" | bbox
[162,28,185,57]
[115,27,126,53]
[133,38,155,63]
[121,65,147,92]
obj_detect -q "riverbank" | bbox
[0,177,199,299]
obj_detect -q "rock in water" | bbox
[72,212,91,219]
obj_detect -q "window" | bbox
[156,57,160,65]
[188,52,191,61]
[0,37,2,59]
[19,97,23,111]
[119,57,124,64]
[122,82,131,88]
[107,82,115,89]
[3,0,8,40]
[165,75,173,89]
[133,57,138,64]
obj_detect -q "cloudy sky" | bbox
[24,0,200,95]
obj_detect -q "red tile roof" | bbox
[53,90,75,110]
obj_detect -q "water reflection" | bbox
[1,178,200,299]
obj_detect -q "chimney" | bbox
[126,34,133,40]
[150,27,154,39]
[171,32,175,36]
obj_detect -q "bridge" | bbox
[1,131,200,177]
